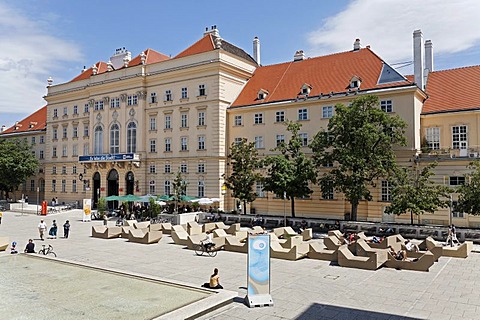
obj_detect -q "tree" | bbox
[0,138,39,199]
[310,95,407,221]
[172,171,187,213]
[224,139,262,214]
[385,162,451,225]
[148,198,162,219]
[456,160,480,215]
[263,121,316,218]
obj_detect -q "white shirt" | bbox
[38,222,47,231]
[405,241,415,251]
[204,233,213,244]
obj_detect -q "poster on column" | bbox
[83,199,92,222]
[245,234,273,308]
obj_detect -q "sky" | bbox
[1,0,479,129]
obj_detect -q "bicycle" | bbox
[38,244,57,257]
[194,241,218,257]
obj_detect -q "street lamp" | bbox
[449,194,453,227]
[36,187,40,215]
[283,191,287,227]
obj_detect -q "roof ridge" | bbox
[430,64,480,74]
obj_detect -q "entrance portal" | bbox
[107,169,119,210]
[93,172,101,209]
[125,171,135,195]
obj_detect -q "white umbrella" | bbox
[197,198,214,205]
[155,200,167,206]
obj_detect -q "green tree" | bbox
[310,95,407,221]
[263,121,316,218]
[172,171,187,213]
[97,197,107,218]
[224,139,262,214]
[456,160,480,215]
[385,162,451,225]
[148,198,162,219]
[0,138,39,199]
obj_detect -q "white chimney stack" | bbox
[353,38,361,51]
[0,125,5,133]
[253,36,261,65]
[110,47,131,70]
[424,39,434,80]
[413,30,424,89]
[294,50,305,61]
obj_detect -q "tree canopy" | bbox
[0,138,39,199]
[262,121,316,218]
[310,95,407,221]
[224,138,262,214]
[385,162,451,225]
[456,160,480,215]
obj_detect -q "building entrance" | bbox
[93,172,101,209]
[107,169,119,210]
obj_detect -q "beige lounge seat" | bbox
[224,236,248,253]
[128,229,162,244]
[149,224,162,232]
[355,239,388,266]
[91,226,122,239]
[270,241,309,260]
[0,237,9,251]
[160,222,172,234]
[280,235,304,249]
[301,228,313,241]
[203,222,217,233]
[121,226,133,238]
[384,251,435,272]
[225,223,241,235]
[187,221,202,235]
[328,230,344,241]
[187,233,207,250]
[269,233,287,244]
[442,241,473,258]
[133,221,150,229]
[369,235,402,251]
[283,227,298,237]
[407,237,442,261]
[215,222,229,230]
[171,225,189,246]
[323,235,343,250]
[356,232,368,241]
[273,227,286,238]
[235,230,248,242]
[337,245,383,270]
[307,241,337,261]
[251,226,265,234]
[124,220,137,227]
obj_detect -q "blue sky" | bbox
[1,0,479,129]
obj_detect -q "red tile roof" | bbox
[70,62,108,82]
[127,48,170,67]
[231,48,413,108]
[1,105,47,135]
[422,65,480,114]
[175,34,215,59]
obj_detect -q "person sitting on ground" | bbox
[24,239,35,253]
[388,245,407,261]
[404,240,419,252]
[10,241,18,254]
[202,268,223,289]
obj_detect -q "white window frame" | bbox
[381,100,393,113]
[165,115,171,129]
[198,84,206,96]
[181,137,188,151]
[198,163,205,173]
[198,136,205,150]
[150,92,157,103]
[181,87,188,99]
[254,113,263,124]
[126,122,137,153]
[381,180,391,202]
[276,134,285,147]
[150,139,156,153]
[181,113,188,128]
[426,127,440,150]
[300,133,308,147]
[255,136,264,149]
[164,164,171,173]
[275,111,285,123]
[165,90,172,102]
[110,123,120,154]
[452,125,468,150]
[198,111,205,126]
[234,115,243,126]
[197,180,205,197]
[322,106,333,118]
[150,117,157,131]
[94,125,103,154]
[165,138,171,152]
[298,108,308,120]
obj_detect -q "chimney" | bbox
[294,50,305,61]
[413,30,424,89]
[0,125,5,133]
[424,39,434,79]
[253,36,261,65]
[203,25,220,37]
[353,38,361,51]
[110,47,131,69]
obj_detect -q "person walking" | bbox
[49,220,58,238]
[38,219,47,241]
[63,220,70,238]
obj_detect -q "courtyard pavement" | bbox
[1,209,480,320]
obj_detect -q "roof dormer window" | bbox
[350,76,361,89]
[257,89,269,100]
[300,83,312,96]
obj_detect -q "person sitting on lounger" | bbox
[370,236,383,244]
[388,245,407,261]
[404,240,419,252]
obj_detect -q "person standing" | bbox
[49,220,58,238]
[38,219,47,241]
[24,239,35,253]
[25,195,29,204]
[63,220,70,238]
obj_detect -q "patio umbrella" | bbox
[118,194,142,202]
[194,198,214,205]
[104,195,120,201]
[158,195,175,201]
[155,200,167,206]
[138,194,157,202]
[178,195,199,202]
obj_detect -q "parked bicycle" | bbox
[38,244,56,257]
[194,240,218,257]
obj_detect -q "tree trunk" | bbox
[291,197,295,218]
[351,202,358,221]
[243,200,247,215]
[410,211,414,225]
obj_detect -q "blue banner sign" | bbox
[78,153,139,163]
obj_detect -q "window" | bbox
[72,165,77,174]
[63,107,68,116]
[165,115,171,129]
[181,87,188,99]
[127,122,137,153]
[198,163,205,173]
[52,179,56,192]
[149,164,156,174]
[149,181,156,194]
[62,166,67,174]
[164,164,171,173]
[39,150,44,159]
[53,109,58,118]
[255,136,264,149]
[198,180,205,197]
[84,125,89,137]
[298,108,308,120]
[381,180,391,201]
[449,176,465,186]
[109,124,119,153]
[53,128,58,140]
[254,113,263,124]
[150,117,157,131]
[52,166,57,174]
[62,146,67,157]
[234,115,243,126]
[322,106,333,118]
[452,125,467,150]
[181,113,188,128]
[72,145,78,156]
[256,182,265,198]
[127,95,138,106]
[452,201,465,218]
[62,179,66,192]
[94,100,104,110]
[234,137,243,145]
[381,100,393,113]
[31,137,36,144]
[32,150,35,157]
[275,111,285,123]
[164,180,171,195]
[426,127,440,150]
[180,163,188,173]
[150,92,157,103]
[110,97,120,108]
[150,139,156,153]
[94,126,103,154]
[181,137,188,151]
[276,134,285,147]
[73,105,78,114]
[165,90,172,101]
[40,135,44,144]
[300,133,308,146]
[198,111,205,126]
[322,185,334,200]
[83,143,89,156]
[72,180,77,193]
[84,103,89,113]
[198,136,205,150]
[62,126,68,139]
[30,180,35,192]
[73,126,78,138]
[165,138,171,152]
[52,147,57,157]
[198,84,206,96]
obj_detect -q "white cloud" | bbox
[308,0,480,66]
[0,3,83,114]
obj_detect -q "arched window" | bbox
[110,123,120,154]
[94,125,103,154]
[127,122,137,153]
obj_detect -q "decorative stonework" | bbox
[103,96,110,104]
[96,113,102,122]
[120,94,127,102]
[88,99,94,108]
[136,91,147,100]
[112,110,118,120]
[129,108,135,117]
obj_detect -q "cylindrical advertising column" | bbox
[41,201,47,215]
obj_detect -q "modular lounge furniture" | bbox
[307,241,337,261]
[223,236,248,253]
[171,225,189,246]
[384,251,435,272]
[91,226,122,239]
[337,244,385,271]
[270,240,309,261]
[128,229,162,244]
[425,236,473,258]
[0,237,9,251]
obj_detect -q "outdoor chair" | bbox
[123,220,137,227]
[187,221,202,235]
[442,241,473,258]
[225,223,241,235]
[128,229,162,244]
[202,222,217,233]
[355,239,388,266]
[160,222,172,234]
[384,251,435,272]
[171,225,189,246]
[133,221,150,229]
[268,233,287,244]
[235,230,248,242]
[250,226,265,234]
[91,226,122,239]
[270,240,309,261]
[280,235,304,249]
[0,237,9,251]
[407,237,442,261]
[369,235,403,251]
[223,236,248,253]
[328,230,344,241]
[307,241,337,261]
[301,228,313,241]
[337,244,383,270]
[121,226,133,238]
[148,224,162,232]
